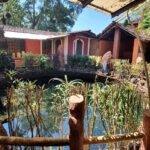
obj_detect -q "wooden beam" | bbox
[80,0,94,7]
[0,0,9,2]
[111,0,146,17]
[89,3,112,14]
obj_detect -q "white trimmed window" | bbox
[73,39,84,55]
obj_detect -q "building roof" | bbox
[70,30,97,38]
[98,21,150,41]
[0,25,96,40]
[69,0,146,17]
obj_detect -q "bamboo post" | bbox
[142,110,150,150]
[69,94,85,150]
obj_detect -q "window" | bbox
[7,39,25,52]
[73,39,84,55]
[42,40,52,55]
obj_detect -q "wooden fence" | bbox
[0,95,150,150]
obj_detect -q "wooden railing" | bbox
[0,132,144,146]
[0,95,149,150]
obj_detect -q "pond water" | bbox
[2,107,106,150]
[0,81,107,150]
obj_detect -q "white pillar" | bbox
[87,38,91,56]
[64,36,68,64]
[40,40,42,54]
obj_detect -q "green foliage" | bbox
[0,0,81,31]
[6,70,16,82]
[98,82,143,135]
[111,59,131,78]
[67,55,101,70]
[0,50,15,71]
[21,0,81,31]
[1,76,144,150]
[22,52,36,68]
[140,3,150,29]
[138,2,150,35]
[0,0,24,26]
[35,54,52,70]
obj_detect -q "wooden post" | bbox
[69,94,85,150]
[0,123,9,150]
[142,110,150,150]
[132,38,139,64]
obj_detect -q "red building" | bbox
[0,25,97,66]
[97,22,150,64]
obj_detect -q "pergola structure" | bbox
[0,0,8,2]
[69,0,146,17]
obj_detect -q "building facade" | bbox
[0,26,97,67]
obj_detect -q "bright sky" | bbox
[72,7,115,35]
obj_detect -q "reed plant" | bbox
[1,75,146,150]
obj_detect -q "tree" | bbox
[0,0,81,32]
[22,0,82,31]
[0,0,24,27]
[138,2,150,35]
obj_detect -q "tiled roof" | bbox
[0,25,67,36]
[98,21,150,41]
[0,25,97,38]
[70,30,97,38]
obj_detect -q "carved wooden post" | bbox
[69,95,85,150]
[142,110,150,150]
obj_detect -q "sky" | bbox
[72,7,115,35]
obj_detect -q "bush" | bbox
[67,55,101,70]
[22,52,37,68]
[111,59,131,78]
[35,55,52,70]
[0,50,15,71]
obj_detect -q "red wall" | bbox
[68,34,89,56]
[99,40,113,56]
[25,40,41,54]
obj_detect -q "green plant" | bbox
[35,54,52,70]
[22,52,37,68]
[88,56,101,68]
[0,50,15,71]
[111,59,131,78]
[67,55,101,70]
[1,76,145,150]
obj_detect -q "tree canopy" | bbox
[0,0,82,32]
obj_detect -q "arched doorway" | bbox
[74,39,84,55]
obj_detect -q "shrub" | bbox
[67,55,101,70]
[0,50,15,71]
[111,59,131,78]
[35,54,52,70]
[22,52,37,68]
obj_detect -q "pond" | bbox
[0,77,144,150]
